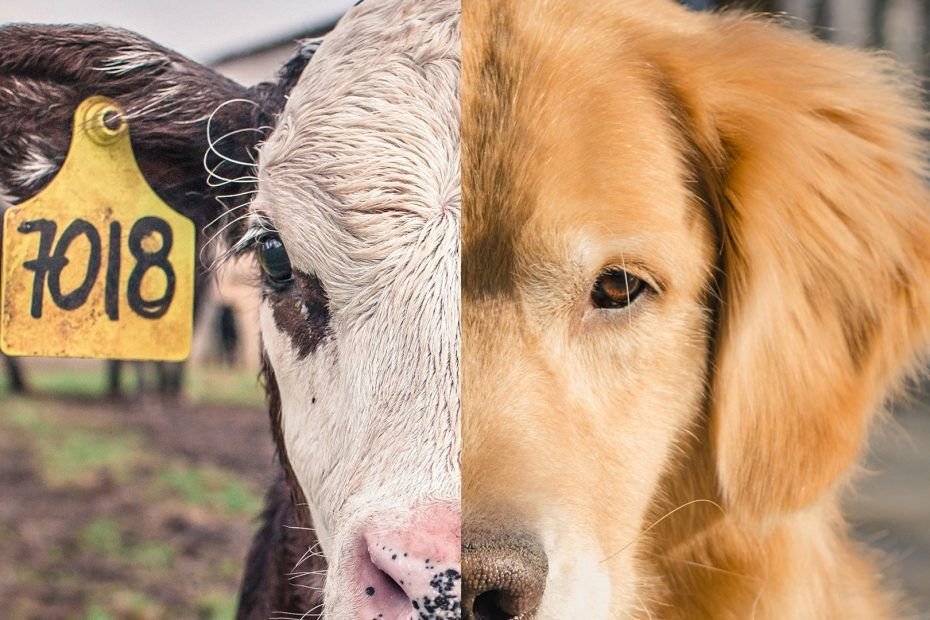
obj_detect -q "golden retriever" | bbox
[461,1,930,618]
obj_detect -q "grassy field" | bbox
[0,360,275,620]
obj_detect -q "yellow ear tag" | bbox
[1,96,195,361]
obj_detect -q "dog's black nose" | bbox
[462,527,548,620]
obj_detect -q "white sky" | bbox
[1,0,355,63]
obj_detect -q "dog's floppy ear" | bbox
[659,16,930,516]
[0,25,317,243]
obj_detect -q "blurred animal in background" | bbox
[217,303,239,367]
[462,0,930,618]
[0,0,461,618]
[1,350,25,392]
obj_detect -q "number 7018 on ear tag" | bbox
[1,96,195,361]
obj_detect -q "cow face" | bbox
[245,1,462,617]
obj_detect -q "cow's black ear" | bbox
[0,24,258,239]
[248,38,322,123]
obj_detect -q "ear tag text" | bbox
[1,96,195,360]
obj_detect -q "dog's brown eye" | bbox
[591,269,646,309]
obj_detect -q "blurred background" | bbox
[0,0,929,618]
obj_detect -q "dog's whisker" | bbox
[634,593,656,620]
[620,251,633,331]
[643,550,760,583]
[601,499,725,563]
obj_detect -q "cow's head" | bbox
[0,1,461,617]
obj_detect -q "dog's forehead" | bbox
[462,0,692,300]
[461,2,535,298]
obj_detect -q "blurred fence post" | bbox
[812,0,831,40]
[924,0,930,84]
[870,0,887,48]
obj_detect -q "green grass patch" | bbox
[84,604,115,620]
[3,397,147,485]
[217,558,240,581]
[0,362,130,398]
[86,591,165,620]
[130,540,176,570]
[112,591,165,618]
[45,429,143,485]
[3,399,43,432]
[29,366,111,398]
[78,519,176,570]
[38,429,141,486]
[155,465,262,517]
[0,362,262,405]
[79,519,124,556]
[186,366,264,408]
[2,394,259,510]
[197,592,238,620]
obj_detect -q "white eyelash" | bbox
[201,212,277,273]
[235,213,277,253]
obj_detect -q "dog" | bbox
[461,1,930,618]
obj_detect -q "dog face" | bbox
[462,3,716,615]
[462,1,930,617]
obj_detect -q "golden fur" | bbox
[462,1,930,617]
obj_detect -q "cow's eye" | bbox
[591,268,647,309]
[257,233,293,288]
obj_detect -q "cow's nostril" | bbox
[355,503,461,619]
[369,565,407,603]
[462,527,548,620]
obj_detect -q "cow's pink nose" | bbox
[356,503,461,620]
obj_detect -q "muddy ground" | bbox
[0,362,277,619]
[0,363,928,619]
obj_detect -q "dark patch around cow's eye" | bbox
[264,264,331,359]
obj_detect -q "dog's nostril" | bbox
[473,589,518,620]
[462,527,548,620]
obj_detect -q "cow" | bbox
[0,1,461,618]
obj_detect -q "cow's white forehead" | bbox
[255,0,460,309]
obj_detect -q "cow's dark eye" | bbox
[591,269,647,309]
[257,233,293,288]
